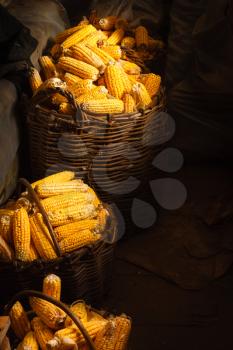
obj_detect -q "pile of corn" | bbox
[29,12,163,115]
[0,171,110,262]
[9,274,131,350]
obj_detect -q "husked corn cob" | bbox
[63,72,83,86]
[30,297,66,330]
[31,317,54,350]
[94,319,116,350]
[30,213,57,260]
[127,74,140,84]
[132,82,152,108]
[102,45,122,60]
[43,274,61,300]
[36,179,88,198]
[123,93,136,113]
[141,73,161,96]
[61,25,96,49]
[31,171,75,189]
[9,301,31,339]
[0,235,14,261]
[65,302,88,327]
[81,30,106,46]
[50,44,62,59]
[58,57,99,80]
[13,207,30,261]
[41,192,95,212]
[59,102,75,115]
[47,203,97,227]
[15,197,32,212]
[87,187,101,207]
[59,229,101,253]
[0,209,14,217]
[82,99,124,114]
[71,85,93,98]
[54,327,78,343]
[55,24,87,44]
[107,29,124,45]
[135,26,149,49]
[119,60,141,75]
[99,16,117,30]
[51,93,68,106]
[39,56,57,80]
[121,36,135,49]
[86,44,115,65]
[0,214,12,243]
[76,87,108,104]
[20,331,39,350]
[70,79,94,91]
[54,219,99,241]
[28,68,43,93]
[28,242,39,262]
[68,44,105,72]
[104,63,127,99]
[114,316,131,350]
[117,64,132,94]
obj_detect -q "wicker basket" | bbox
[27,85,166,203]
[0,179,117,308]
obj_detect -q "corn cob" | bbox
[70,79,94,91]
[59,102,75,115]
[0,209,14,217]
[135,26,149,49]
[30,213,57,260]
[30,297,66,330]
[97,207,110,231]
[59,230,101,253]
[68,44,105,72]
[15,197,32,212]
[28,242,39,262]
[104,63,127,99]
[99,16,117,30]
[123,93,136,113]
[61,25,97,49]
[114,316,131,350]
[13,207,30,261]
[81,30,106,46]
[31,171,75,189]
[31,317,54,350]
[20,331,39,350]
[63,72,83,86]
[107,29,124,45]
[141,73,161,96]
[51,93,68,106]
[0,214,12,243]
[58,57,99,80]
[9,301,31,340]
[117,64,132,94]
[50,44,63,59]
[47,336,78,350]
[94,319,116,350]
[119,60,141,75]
[28,68,43,93]
[35,180,89,198]
[132,82,152,109]
[54,219,99,241]
[41,192,95,212]
[121,36,135,49]
[43,274,61,301]
[39,56,57,80]
[102,45,122,60]
[81,99,124,114]
[87,187,101,207]
[127,74,140,84]
[55,24,87,44]
[0,235,14,261]
[65,302,88,327]
[86,44,115,65]
[47,204,97,227]
[115,18,128,30]
[76,87,108,104]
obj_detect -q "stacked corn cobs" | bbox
[29,12,163,115]
[0,171,110,262]
[9,274,131,350]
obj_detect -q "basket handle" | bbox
[4,290,96,350]
[18,178,62,257]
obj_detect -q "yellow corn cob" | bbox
[41,192,95,212]
[115,18,128,30]
[81,30,106,46]
[123,93,136,113]
[113,316,131,350]
[135,26,149,49]
[71,85,93,98]
[59,230,101,253]
[54,219,99,241]
[117,64,132,94]
[76,87,108,104]
[43,274,61,301]
[141,73,161,96]
[94,319,116,350]
[87,187,101,207]
[82,98,124,114]
[68,44,105,71]
[0,235,14,261]
[51,93,68,106]
[104,62,127,99]
[50,44,62,59]
[102,45,122,60]
[20,331,39,350]
[59,102,75,115]
[132,82,152,109]
[97,75,106,86]
[61,25,97,49]
[14,197,32,212]
[119,60,141,75]
[13,207,30,261]
[0,209,14,217]
[63,72,83,86]
[31,317,54,350]
[65,302,88,327]
[30,297,66,330]
[127,74,140,84]
[99,16,117,30]
[58,57,99,80]
[107,29,124,45]
[28,68,43,93]
[9,301,31,340]
[55,24,87,44]
[86,44,115,65]
[121,36,135,49]
[30,213,57,260]
[0,214,12,243]
[102,31,112,37]
[28,242,39,262]
[70,79,94,91]
[35,180,88,198]
[88,311,106,323]
[47,204,97,227]
[31,171,75,189]
[39,56,57,80]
